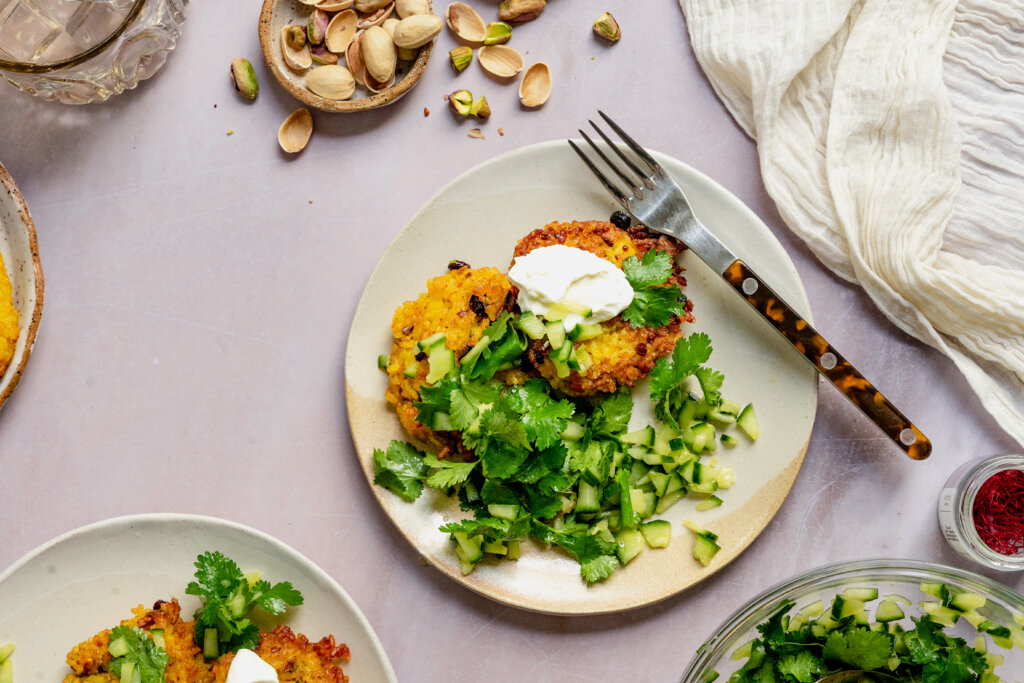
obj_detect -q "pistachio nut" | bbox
[382,16,399,37]
[353,0,391,11]
[357,3,394,29]
[498,0,545,23]
[325,10,358,53]
[395,0,430,18]
[393,14,443,48]
[469,95,490,119]
[316,0,353,10]
[593,12,620,41]
[284,25,307,51]
[483,22,511,45]
[307,8,329,45]
[518,61,551,107]
[445,2,485,44]
[346,30,367,85]
[449,45,472,72]
[229,58,259,99]
[311,43,339,65]
[397,46,418,61]
[447,89,473,116]
[281,26,313,71]
[278,108,313,153]
[360,25,397,84]
[477,44,523,78]
[306,64,356,100]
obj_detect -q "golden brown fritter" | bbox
[384,263,515,458]
[512,220,694,395]
[211,626,349,683]
[64,601,348,683]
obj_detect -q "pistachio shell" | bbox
[361,25,397,84]
[311,43,339,65]
[281,26,313,71]
[393,14,442,48]
[478,44,523,78]
[278,109,313,153]
[395,0,430,18]
[316,0,352,9]
[346,30,367,85]
[298,0,321,5]
[325,10,358,53]
[444,2,485,44]
[307,8,329,45]
[518,61,551,107]
[306,64,356,100]
[354,0,390,11]
[356,3,394,29]
[365,70,396,93]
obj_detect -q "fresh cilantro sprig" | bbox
[649,332,725,427]
[620,249,684,328]
[186,551,303,656]
[107,626,167,683]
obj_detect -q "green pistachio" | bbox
[449,46,473,73]
[483,22,511,46]
[593,12,620,42]
[447,89,474,116]
[284,25,306,51]
[469,95,491,119]
[230,58,259,99]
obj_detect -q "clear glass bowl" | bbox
[680,559,1024,683]
[0,0,185,104]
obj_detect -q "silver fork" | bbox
[570,111,931,460]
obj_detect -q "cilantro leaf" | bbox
[413,379,456,427]
[107,626,168,683]
[506,379,574,449]
[512,444,567,484]
[186,551,303,657]
[821,629,892,671]
[372,440,428,502]
[777,651,822,683]
[649,333,714,427]
[589,391,633,437]
[620,250,684,328]
[423,453,477,489]
[462,312,527,380]
[694,366,724,407]
[580,554,620,583]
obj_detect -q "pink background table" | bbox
[1,1,1020,680]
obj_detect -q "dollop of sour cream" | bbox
[226,649,279,683]
[508,245,634,330]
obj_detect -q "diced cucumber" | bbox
[950,592,987,612]
[120,662,138,683]
[875,599,905,623]
[921,601,960,627]
[576,481,601,514]
[641,491,657,520]
[692,531,721,567]
[452,531,484,563]
[545,320,567,349]
[695,495,724,511]
[655,490,685,514]
[622,426,655,446]
[649,470,671,497]
[403,360,419,378]
[653,425,679,456]
[730,639,754,661]
[483,540,507,556]
[515,312,547,340]
[920,582,949,600]
[417,332,446,350]
[981,622,1012,639]
[506,540,521,560]
[719,434,739,448]
[615,529,646,565]
[552,358,570,378]
[425,345,455,383]
[203,628,219,658]
[884,593,912,605]
[688,422,717,453]
[453,543,478,575]
[487,503,520,521]
[640,520,672,548]
[567,323,603,341]
[377,354,388,369]
[618,472,640,529]
[628,460,650,485]
[561,421,585,441]
[800,601,825,619]
[551,339,574,363]
[150,628,166,649]
[108,635,130,658]
[736,404,759,440]
[842,587,879,602]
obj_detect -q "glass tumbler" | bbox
[0,0,184,104]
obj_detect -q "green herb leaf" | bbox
[623,248,673,289]
[579,554,620,583]
[372,440,428,502]
[589,391,633,437]
[777,651,822,683]
[694,366,724,407]
[506,379,574,450]
[821,629,892,671]
[620,250,684,328]
[107,626,168,683]
[423,454,478,489]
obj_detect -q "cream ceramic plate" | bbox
[346,141,818,615]
[0,514,396,682]
[0,162,43,412]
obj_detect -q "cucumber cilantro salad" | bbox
[717,583,1024,683]
[373,251,759,583]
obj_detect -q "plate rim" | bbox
[345,139,818,615]
[0,512,398,683]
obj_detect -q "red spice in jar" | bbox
[972,468,1024,556]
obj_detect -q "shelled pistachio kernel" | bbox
[593,12,620,41]
[230,58,259,99]
[483,22,511,45]
[448,89,473,116]
[449,46,472,72]
[285,25,307,50]
[469,95,490,119]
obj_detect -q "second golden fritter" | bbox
[211,626,349,683]
[512,220,693,395]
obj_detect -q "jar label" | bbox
[938,486,971,556]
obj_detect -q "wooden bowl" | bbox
[0,163,44,412]
[258,0,434,113]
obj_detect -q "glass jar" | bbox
[938,453,1024,571]
[0,0,184,104]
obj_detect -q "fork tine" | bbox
[579,129,643,197]
[588,119,655,191]
[568,139,629,209]
[598,110,663,175]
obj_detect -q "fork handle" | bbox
[722,260,932,460]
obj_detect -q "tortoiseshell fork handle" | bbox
[723,260,932,460]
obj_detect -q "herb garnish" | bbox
[107,626,168,683]
[621,249,685,328]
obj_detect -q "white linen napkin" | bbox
[679,0,1024,447]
